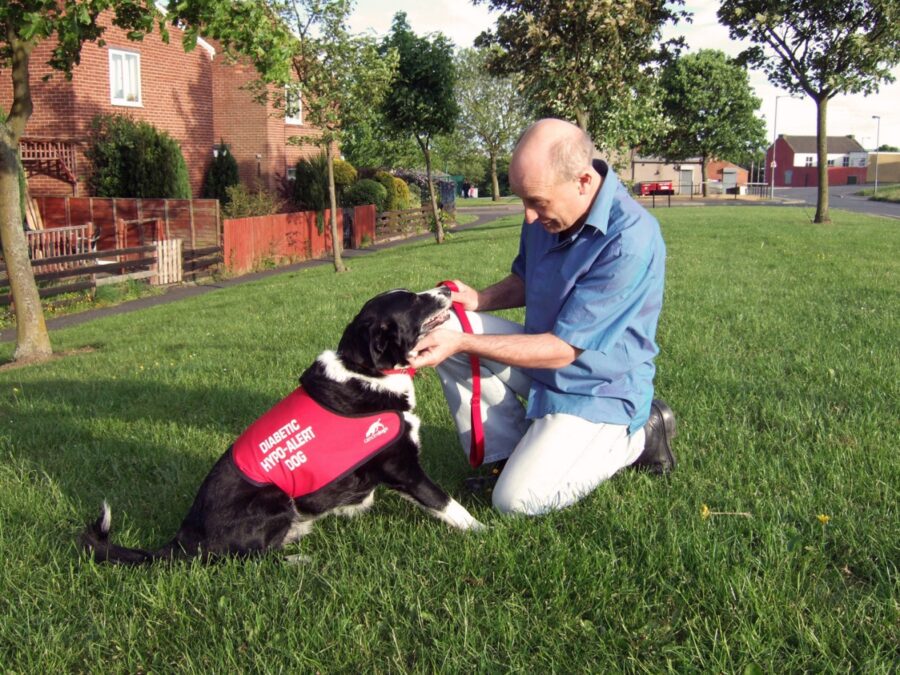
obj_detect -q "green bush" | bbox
[202,140,240,205]
[293,154,329,211]
[342,179,388,211]
[86,114,192,199]
[392,176,412,210]
[221,183,284,219]
[374,171,400,210]
[332,159,358,190]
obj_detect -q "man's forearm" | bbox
[477,273,525,311]
[458,331,582,370]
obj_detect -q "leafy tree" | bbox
[648,50,767,196]
[340,108,421,170]
[0,0,186,363]
[473,0,687,155]
[179,0,397,272]
[380,12,458,244]
[455,48,530,201]
[877,144,899,152]
[718,0,900,223]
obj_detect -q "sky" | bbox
[348,0,900,150]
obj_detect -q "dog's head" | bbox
[337,288,452,375]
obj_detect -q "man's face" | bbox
[510,167,590,235]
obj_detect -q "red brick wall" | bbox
[211,54,325,194]
[707,160,749,185]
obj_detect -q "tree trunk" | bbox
[701,155,708,197]
[1,36,52,363]
[325,143,346,273]
[490,150,500,201]
[574,109,590,132]
[0,138,52,363]
[814,97,830,223]
[418,136,444,244]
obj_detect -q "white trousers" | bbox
[435,311,646,516]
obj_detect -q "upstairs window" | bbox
[827,159,835,167]
[109,49,141,107]
[842,156,850,167]
[805,156,813,167]
[285,87,302,125]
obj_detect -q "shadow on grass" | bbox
[5,375,480,537]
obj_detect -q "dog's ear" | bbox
[368,319,400,369]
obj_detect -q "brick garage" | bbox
[0,9,326,198]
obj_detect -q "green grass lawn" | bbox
[0,206,897,672]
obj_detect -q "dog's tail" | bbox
[80,501,187,565]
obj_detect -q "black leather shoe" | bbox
[632,399,677,474]
[463,460,506,494]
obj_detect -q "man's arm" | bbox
[409,329,582,370]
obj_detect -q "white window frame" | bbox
[286,167,297,180]
[805,156,813,167]
[842,156,850,167]
[108,48,142,107]
[285,87,302,125]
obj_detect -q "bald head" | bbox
[510,119,595,189]
[508,119,601,235]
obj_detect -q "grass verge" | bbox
[0,206,897,671]
[855,184,900,203]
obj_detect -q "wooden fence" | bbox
[26,224,96,272]
[33,196,220,250]
[1,238,213,306]
[375,206,432,241]
[223,205,375,276]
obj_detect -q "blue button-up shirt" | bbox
[511,160,666,433]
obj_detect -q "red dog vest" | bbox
[231,387,405,498]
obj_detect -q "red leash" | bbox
[438,281,485,467]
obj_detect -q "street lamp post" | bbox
[872,115,881,195]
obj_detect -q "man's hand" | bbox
[408,328,463,369]
[443,279,480,311]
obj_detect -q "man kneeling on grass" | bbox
[408,118,677,516]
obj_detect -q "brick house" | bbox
[765,135,868,187]
[0,10,323,198]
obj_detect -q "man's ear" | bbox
[577,170,593,195]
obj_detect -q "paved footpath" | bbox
[0,204,522,342]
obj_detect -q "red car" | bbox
[635,181,675,196]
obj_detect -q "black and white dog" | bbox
[81,288,482,565]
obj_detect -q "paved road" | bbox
[775,185,900,220]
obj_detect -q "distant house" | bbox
[0,9,323,198]
[630,155,748,195]
[765,135,868,187]
[867,152,900,184]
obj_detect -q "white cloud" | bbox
[350,0,900,149]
